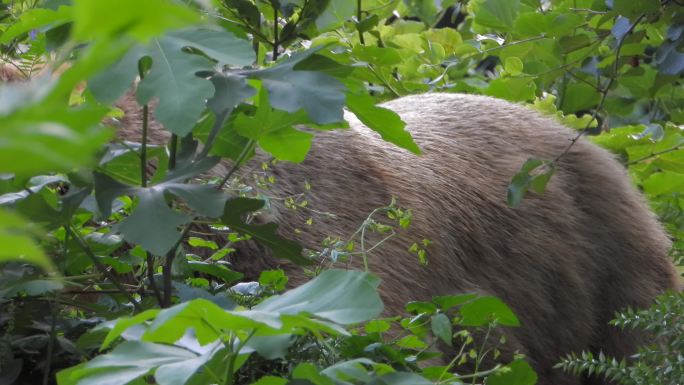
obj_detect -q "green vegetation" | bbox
[0,0,683,384]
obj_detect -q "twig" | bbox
[138,61,149,187]
[627,146,683,165]
[67,226,142,312]
[357,0,365,45]
[553,14,645,164]
[168,134,178,170]
[217,139,256,190]
[146,252,164,306]
[162,224,193,307]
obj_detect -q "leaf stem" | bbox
[138,61,150,187]
[67,225,142,312]
[357,0,365,45]
[146,252,164,306]
[272,5,279,61]
[553,14,645,164]
[169,134,178,170]
[217,139,256,190]
[162,224,193,307]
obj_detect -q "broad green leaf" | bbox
[316,0,355,31]
[612,0,660,19]
[507,158,554,208]
[186,261,244,283]
[233,87,313,162]
[0,6,72,44]
[118,188,191,256]
[90,27,254,136]
[251,376,288,385]
[74,341,199,385]
[504,57,524,75]
[470,0,520,31]
[0,209,53,271]
[255,269,383,324]
[94,171,228,255]
[485,77,536,102]
[101,309,160,349]
[220,198,306,264]
[643,171,684,196]
[459,296,520,327]
[143,299,281,345]
[352,46,403,66]
[71,0,200,41]
[431,313,453,347]
[207,74,257,116]
[486,359,538,385]
[258,126,314,163]
[249,48,346,125]
[346,92,420,154]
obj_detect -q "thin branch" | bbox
[162,224,193,307]
[356,0,365,45]
[272,5,279,61]
[146,252,164,306]
[196,110,230,160]
[627,146,683,165]
[67,226,142,312]
[553,14,645,164]
[218,139,256,190]
[168,134,178,170]
[138,61,149,188]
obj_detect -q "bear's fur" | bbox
[182,93,678,385]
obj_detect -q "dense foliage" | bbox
[0,0,683,384]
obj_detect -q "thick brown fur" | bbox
[207,93,680,385]
[3,63,679,384]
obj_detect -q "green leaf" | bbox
[485,77,536,102]
[118,188,191,256]
[207,74,257,116]
[316,0,355,31]
[258,126,314,163]
[249,48,346,125]
[504,57,524,75]
[558,34,592,54]
[0,6,72,44]
[352,46,403,66]
[256,269,383,324]
[643,171,684,196]
[486,359,538,385]
[459,296,520,327]
[561,83,601,113]
[346,92,420,154]
[233,87,314,162]
[470,0,520,31]
[250,376,288,385]
[71,0,200,41]
[94,172,228,255]
[186,261,244,283]
[0,81,112,177]
[431,313,453,347]
[90,27,254,136]
[0,209,53,271]
[220,198,306,264]
[73,341,200,385]
[507,158,555,208]
[612,0,660,19]
[432,293,478,310]
[101,310,160,349]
